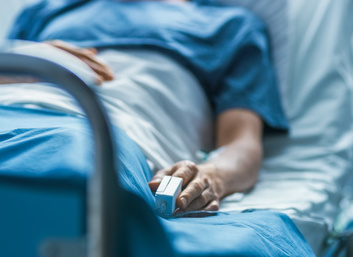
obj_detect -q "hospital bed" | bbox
[0,0,353,256]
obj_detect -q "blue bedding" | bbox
[0,106,314,256]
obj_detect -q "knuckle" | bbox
[185,167,195,178]
[214,192,220,200]
[192,180,204,192]
[187,162,198,173]
[174,166,195,180]
[156,168,171,177]
[173,169,188,179]
[51,40,61,45]
[211,188,220,200]
[200,194,208,205]
[178,160,188,166]
[170,162,182,172]
[208,184,216,195]
[202,177,210,188]
[180,160,197,169]
[182,160,193,165]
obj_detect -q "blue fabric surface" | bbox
[0,106,314,256]
[164,211,314,257]
[0,106,154,204]
[8,0,289,132]
[0,106,171,257]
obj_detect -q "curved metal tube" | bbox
[0,52,119,257]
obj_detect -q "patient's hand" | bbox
[149,161,221,212]
[149,110,264,214]
[0,75,38,84]
[46,40,114,85]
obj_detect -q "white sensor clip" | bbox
[155,176,183,217]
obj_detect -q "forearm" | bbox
[149,109,263,212]
[198,133,263,199]
[212,109,263,198]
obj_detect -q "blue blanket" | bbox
[0,106,314,256]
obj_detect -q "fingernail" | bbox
[180,197,187,208]
[95,77,103,85]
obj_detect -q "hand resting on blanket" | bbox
[149,110,263,212]
[0,40,114,85]
[46,40,114,85]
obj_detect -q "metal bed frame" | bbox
[0,51,119,257]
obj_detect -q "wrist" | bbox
[197,162,225,199]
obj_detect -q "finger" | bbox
[75,56,114,83]
[181,187,215,211]
[56,43,96,57]
[149,161,198,193]
[152,168,174,181]
[148,181,160,192]
[177,178,209,209]
[0,75,38,84]
[171,161,198,186]
[95,76,103,86]
[86,48,98,55]
[47,41,98,61]
[151,160,196,183]
[46,40,78,54]
[81,59,109,77]
[148,168,173,191]
[66,48,103,66]
[78,56,114,81]
[202,200,219,212]
[46,41,114,81]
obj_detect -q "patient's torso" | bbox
[96,49,214,171]
[0,48,214,171]
[9,0,290,133]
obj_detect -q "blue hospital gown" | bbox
[9,0,289,131]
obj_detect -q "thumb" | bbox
[148,179,162,192]
[148,168,170,192]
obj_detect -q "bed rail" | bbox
[0,51,119,257]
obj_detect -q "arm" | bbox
[149,108,263,211]
[46,40,114,84]
[0,41,114,85]
[0,75,38,84]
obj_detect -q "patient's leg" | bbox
[0,105,155,207]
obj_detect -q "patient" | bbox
[4,0,288,213]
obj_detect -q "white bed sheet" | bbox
[220,0,353,254]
